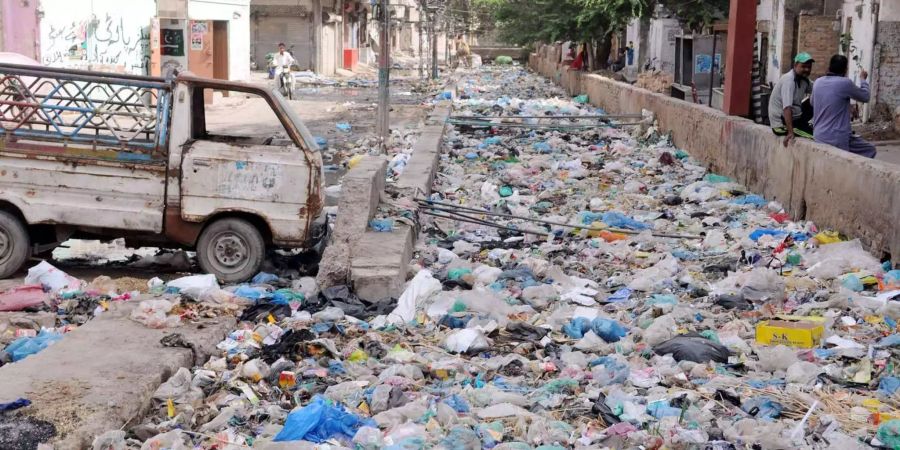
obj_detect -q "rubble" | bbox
[1,65,898,449]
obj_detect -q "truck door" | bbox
[177,82,321,247]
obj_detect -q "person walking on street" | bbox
[769,52,815,146]
[811,54,877,158]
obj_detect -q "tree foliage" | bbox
[471,0,728,46]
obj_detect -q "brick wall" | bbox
[797,15,839,80]
[877,21,900,117]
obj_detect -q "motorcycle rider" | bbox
[272,43,296,89]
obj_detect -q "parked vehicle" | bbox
[0,63,325,282]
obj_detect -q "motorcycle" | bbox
[278,64,295,100]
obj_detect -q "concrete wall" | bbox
[877,20,900,116]
[530,51,900,265]
[647,18,680,73]
[189,0,252,81]
[40,0,156,74]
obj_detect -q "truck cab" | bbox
[0,63,324,282]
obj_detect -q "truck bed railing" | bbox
[0,63,171,159]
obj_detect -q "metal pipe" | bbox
[417,199,703,240]
[421,211,549,236]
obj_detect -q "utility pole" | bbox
[418,20,424,79]
[376,0,391,151]
[430,9,439,79]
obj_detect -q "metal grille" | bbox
[0,64,171,160]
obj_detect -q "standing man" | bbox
[811,55,877,159]
[455,35,472,68]
[769,52,815,146]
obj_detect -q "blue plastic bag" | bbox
[251,272,279,285]
[370,219,394,232]
[563,317,627,342]
[841,274,864,292]
[749,228,787,241]
[732,195,767,207]
[274,396,375,443]
[880,377,900,396]
[606,288,632,303]
[5,330,63,362]
[741,396,783,420]
[601,212,651,231]
[336,122,352,132]
[234,285,267,300]
[647,400,682,419]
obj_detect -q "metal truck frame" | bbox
[0,63,324,282]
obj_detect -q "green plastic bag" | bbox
[878,420,900,450]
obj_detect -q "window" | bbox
[190,87,296,148]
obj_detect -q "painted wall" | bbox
[40,0,155,74]
[841,0,877,85]
[188,0,251,81]
[1,0,40,59]
[647,18,680,73]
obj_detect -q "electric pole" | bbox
[430,8,439,79]
[376,0,391,151]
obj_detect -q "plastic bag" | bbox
[92,430,126,450]
[805,239,883,279]
[140,430,189,450]
[385,270,442,325]
[153,367,203,404]
[0,285,49,312]
[167,274,219,299]
[601,212,651,230]
[443,328,492,353]
[741,396,783,420]
[5,330,63,362]
[629,255,680,292]
[652,334,731,363]
[130,300,180,328]
[562,317,627,342]
[274,396,375,443]
[24,261,80,293]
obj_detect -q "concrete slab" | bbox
[316,157,388,289]
[0,301,235,449]
[350,225,416,301]
[396,104,451,196]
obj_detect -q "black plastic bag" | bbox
[653,333,732,363]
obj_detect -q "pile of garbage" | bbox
[79,66,900,449]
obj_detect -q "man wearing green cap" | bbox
[768,52,815,146]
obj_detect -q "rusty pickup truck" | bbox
[0,63,324,282]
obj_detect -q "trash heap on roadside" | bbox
[79,65,900,449]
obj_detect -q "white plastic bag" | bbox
[167,274,219,299]
[25,261,81,293]
[386,270,442,325]
[130,299,180,328]
[443,328,491,353]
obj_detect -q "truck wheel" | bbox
[0,211,30,279]
[196,218,265,284]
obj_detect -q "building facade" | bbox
[0,0,41,60]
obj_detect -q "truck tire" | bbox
[0,211,30,279]
[196,218,265,284]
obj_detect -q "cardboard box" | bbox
[756,316,825,348]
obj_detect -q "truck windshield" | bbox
[272,90,320,152]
